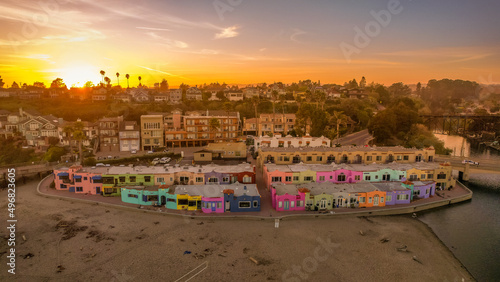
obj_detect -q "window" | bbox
[366,156,372,161]
[327,155,335,163]
[365,175,371,181]
[368,197,372,203]
[421,174,426,180]
[253,201,258,208]
[387,195,392,202]
[119,176,126,183]
[399,175,404,180]
[157,177,164,183]
[381,197,384,203]
[376,156,382,161]
[297,201,303,207]
[222,177,230,183]
[437,173,446,179]
[60,184,67,189]
[355,175,360,181]
[239,201,251,208]
[128,194,138,198]
[208,177,218,183]
[286,176,292,182]
[427,174,434,179]
[426,189,429,194]
[337,173,346,182]
[243,176,252,183]
[130,176,136,182]
[403,156,409,160]
[304,176,313,181]
[397,194,409,200]
[397,156,402,160]
[293,176,299,181]
[409,174,418,181]
[316,156,322,162]
[83,177,88,181]
[375,175,379,180]
[144,176,151,182]
[75,178,82,183]
[283,156,290,162]
[359,197,366,203]
[306,156,312,162]
[382,174,390,181]
[196,177,204,183]
[76,187,83,192]
[319,176,325,181]
[414,190,421,195]
[271,176,282,182]
[217,202,222,209]
[278,201,283,208]
[178,199,188,205]
[291,201,295,208]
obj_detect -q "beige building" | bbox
[257,146,436,168]
[194,142,247,161]
[243,113,296,137]
[141,115,164,151]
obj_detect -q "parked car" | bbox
[107,155,113,159]
[147,151,154,154]
[131,150,137,154]
[96,163,105,167]
[159,157,170,164]
[152,158,160,165]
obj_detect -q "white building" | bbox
[253,134,331,151]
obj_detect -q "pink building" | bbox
[271,183,308,211]
[201,196,225,213]
[316,168,363,184]
[53,165,108,195]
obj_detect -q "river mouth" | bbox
[421,134,500,281]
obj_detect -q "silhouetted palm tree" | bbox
[116,72,120,86]
[125,74,130,88]
[100,70,105,85]
[104,76,111,87]
[138,76,142,87]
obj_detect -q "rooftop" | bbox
[260,145,434,153]
[172,183,259,197]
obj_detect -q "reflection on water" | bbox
[424,133,500,281]
[435,133,500,161]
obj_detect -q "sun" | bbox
[58,64,101,88]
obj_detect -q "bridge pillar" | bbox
[462,162,470,181]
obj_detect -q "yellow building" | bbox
[257,146,436,168]
[194,142,247,161]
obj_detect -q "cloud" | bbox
[137,65,189,80]
[290,28,306,43]
[215,26,239,39]
[378,46,494,64]
[136,26,171,31]
[146,32,188,49]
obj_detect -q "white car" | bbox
[107,155,113,159]
[147,151,154,154]
[131,150,137,154]
[160,157,171,164]
[96,163,105,167]
[152,158,160,165]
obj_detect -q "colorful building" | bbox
[53,165,107,195]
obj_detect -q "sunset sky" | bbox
[1,0,499,88]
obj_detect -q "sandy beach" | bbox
[0,178,474,282]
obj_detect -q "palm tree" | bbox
[250,96,260,135]
[62,124,74,158]
[73,121,86,164]
[279,94,286,115]
[104,76,111,88]
[125,74,130,88]
[100,70,105,85]
[271,90,278,136]
[116,72,120,86]
[223,102,232,141]
[209,118,220,142]
[316,91,326,111]
[138,76,142,87]
[330,111,348,146]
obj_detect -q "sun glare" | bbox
[59,65,101,88]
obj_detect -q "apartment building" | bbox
[141,115,164,151]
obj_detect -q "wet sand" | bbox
[0,179,474,281]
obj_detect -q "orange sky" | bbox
[1,0,499,88]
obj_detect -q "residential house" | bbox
[119,121,140,152]
[253,134,330,151]
[98,116,123,152]
[186,87,202,100]
[141,115,164,151]
[193,142,246,161]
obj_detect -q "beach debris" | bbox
[412,256,423,264]
[396,245,408,252]
[249,257,259,265]
[80,247,83,251]
[275,219,280,228]
[412,213,417,218]
[380,238,390,243]
[56,220,88,240]
[153,221,160,225]
[23,253,34,259]
[22,235,27,241]
[105,210,110,213]
[197,222,204,225]
[218,254,227,257]
[243,248,249,254]
[56,265,65,273]
[184,251,192,255]
[359,230,365,236]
